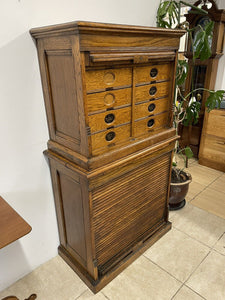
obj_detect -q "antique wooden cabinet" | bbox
[30,21,184,292]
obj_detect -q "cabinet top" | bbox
[30,20,185,39]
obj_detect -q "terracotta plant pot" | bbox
[169,173,192,210]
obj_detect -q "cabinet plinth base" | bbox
[58,221,171,293]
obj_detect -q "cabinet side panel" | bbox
[58,172,87,263]
[46,52,81,143]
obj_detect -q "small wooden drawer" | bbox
[86,68,132,92]
[134,112,168,137]
[91,124,131,151]
[88,107,131,133]
[135,81,170,103]
[86,88,132,113]
[135,63,171,84]
[135,97,169,120]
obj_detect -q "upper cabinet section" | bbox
[30,21,184,167]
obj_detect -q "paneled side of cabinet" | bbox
[35,37,89,158]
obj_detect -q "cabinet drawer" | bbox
[86,88,132,113]
[86,68,132,92]
[135,63,171,84]
[88,107,131,133]
[134,112,168,137]
[91,124,131,151]
[135,81,170,103]
[135,97,169,120]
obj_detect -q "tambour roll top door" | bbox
[91,152,171,274]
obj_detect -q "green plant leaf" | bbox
[157,0,179,29]
[206,90,225,111]
[200,38,211,60]
[205,20,214,36]
[184,147,194,159]
[193,29,205,59]
[176,60,188,86]
[193,21,214,60]
[183,101,201,126]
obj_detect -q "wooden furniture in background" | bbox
[181,0,225,157]
[30,21,184,292]
[199,107,225,172]
[0,196,32,249]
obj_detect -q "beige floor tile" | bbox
[186,181,206,202]
[186,251,225,300]
[209,173,225,194]
[191,187,225,220]
[188,157,198,165]
[213,232,225,256]
[0,256,87,300]
[76,290,107,299]
[173,285,205,300]
[144,228,209,282]
[187,163,222,186]
[169,203,225,247]
[102,255,181,300]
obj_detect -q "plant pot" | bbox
[169,173,192,210]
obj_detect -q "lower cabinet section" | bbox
[45,140,174,293]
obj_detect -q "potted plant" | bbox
[156,0,225,210]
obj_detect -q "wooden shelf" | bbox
[0,196,32,249]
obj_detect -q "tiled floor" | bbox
[0,161,225,300]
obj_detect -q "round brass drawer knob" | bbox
[149,86,157,96]
[150,68,158,78]
[104,93,115,106]
[105,113,115,124]
[148,103,156,112]
[104,72,115,85]
[105,131,116,141]
[147,119,155,128]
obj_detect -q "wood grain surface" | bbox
[0,196,32,249]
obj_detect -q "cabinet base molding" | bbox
[59,221,171,293]
[199,157,225,173]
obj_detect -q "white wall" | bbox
[0,0,161,291]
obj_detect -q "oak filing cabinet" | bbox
[30,21,184,292]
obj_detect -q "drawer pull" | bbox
[104,72,115,85]
[105,113,115,124]
[148,103,156,112]
[147,119,155,128]
[105,131,116,141]
[150,68,158,78]
[149,86,157,96]
[104,93,115,106]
